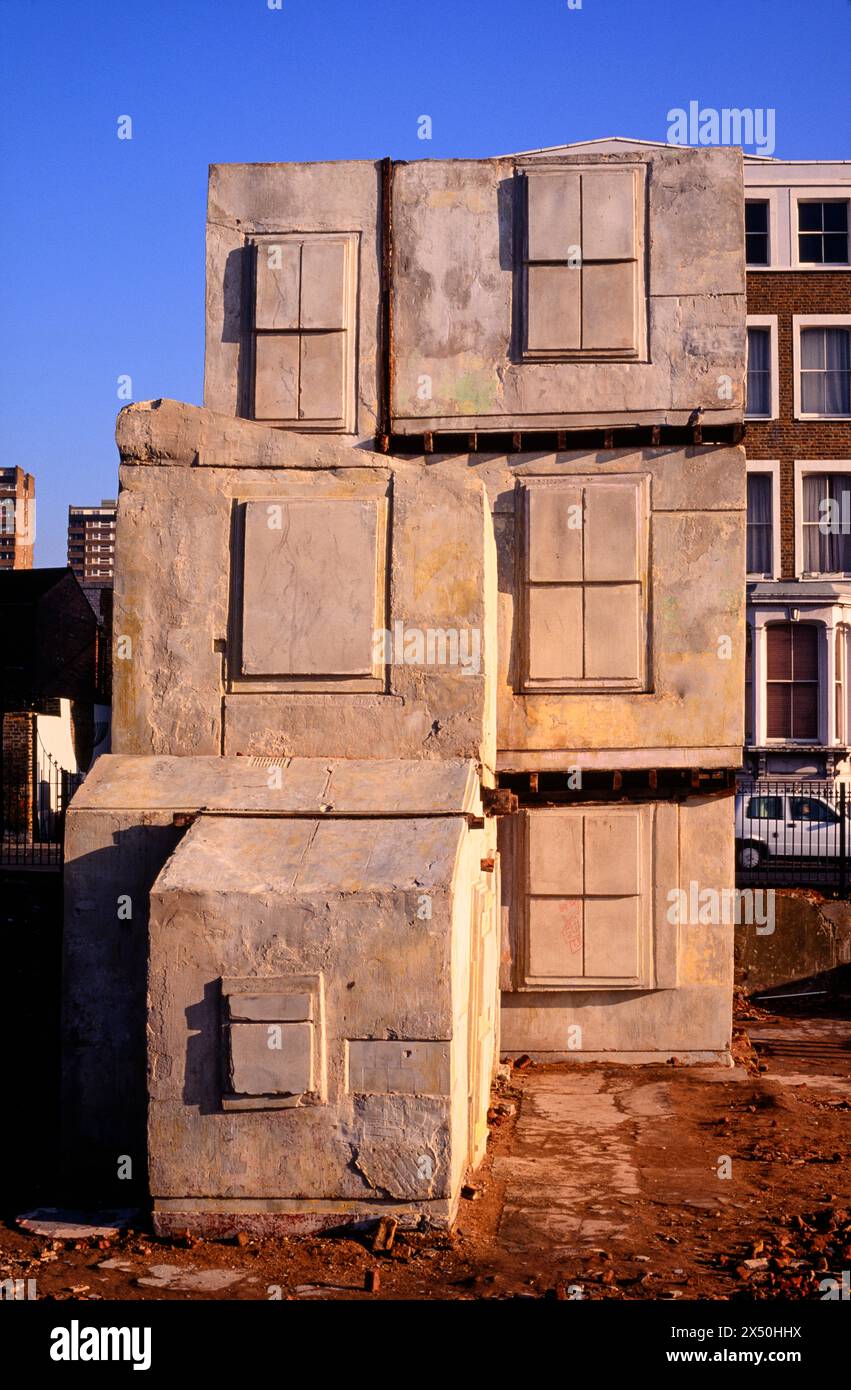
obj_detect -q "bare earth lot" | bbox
[3,1001,849,1302]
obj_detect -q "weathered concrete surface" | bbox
[63,143,746,1223]
[203,148,744,437]
[499,794,734,1060]
[61,810,182,1200]
[115,396,367,471]
[62,756,496,1206]
[111,418,744,774]
[205,162,381,440]
[147,807,498,1231]
[450,445,744,769]
[390,147,745,430]
[494,1072,643,1251]
[112,402,497,772]
[69,753,483,816]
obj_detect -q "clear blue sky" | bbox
[1,0,848,565]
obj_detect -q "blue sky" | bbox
[1,0,848,565]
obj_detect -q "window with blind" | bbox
[522,166,644,360]
[802,473,851,574]
[746,327,772,417]
[766,623,819,741]
[747,472,773,576]
[799,328,851,416]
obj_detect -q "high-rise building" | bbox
[67,499,117,585]
[0,467,35,569]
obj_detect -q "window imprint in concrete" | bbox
[517,475,649,691]
[522,166,643,360]
[346,1039,451,1096]
[220,977,326,1110]
[523,808,648,989]
[250,232,357,431]
[233,493,388,693]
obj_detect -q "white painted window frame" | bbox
[792,316,851,421]
[791,188,851,270]
[762,615,825,746]
[794,459,851,579]
[745,192,777,268]
[745,315,779,420]
[746,460,781,580]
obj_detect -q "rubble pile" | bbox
[730,1207,851,1299]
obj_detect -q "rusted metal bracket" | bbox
[482,787,519,817]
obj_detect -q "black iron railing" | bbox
[736,778,849,893]
[0,739,83,868]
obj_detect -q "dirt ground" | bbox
[2,996,849,1302]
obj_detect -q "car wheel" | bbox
[737,841,765,870]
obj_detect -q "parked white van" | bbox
[735,785,850,869]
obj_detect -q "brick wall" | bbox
[746,270,851,579]
[1,711,35,832]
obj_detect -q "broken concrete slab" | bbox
[17,1210,138,1240]
[493,1072,640,1254]
[136,1264,246,1292]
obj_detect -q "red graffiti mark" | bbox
[559,899,583,956]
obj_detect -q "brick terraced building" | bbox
[744,158,851,780]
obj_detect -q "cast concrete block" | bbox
[347,1040,451,1096]
[111,402,497,770]
[526,168,581,259]
[584,897,640,977]
[255,240,300,331]
[299,330,345,419]
[527,585,583,681]
[527,265,581,353]
[229,1021,313,1096]
[528,811,583,896]
[581,167,637,260]
[582,261,636,352]
[528,898,583,978]
[241,496,379,677]
[254,334,299,419]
